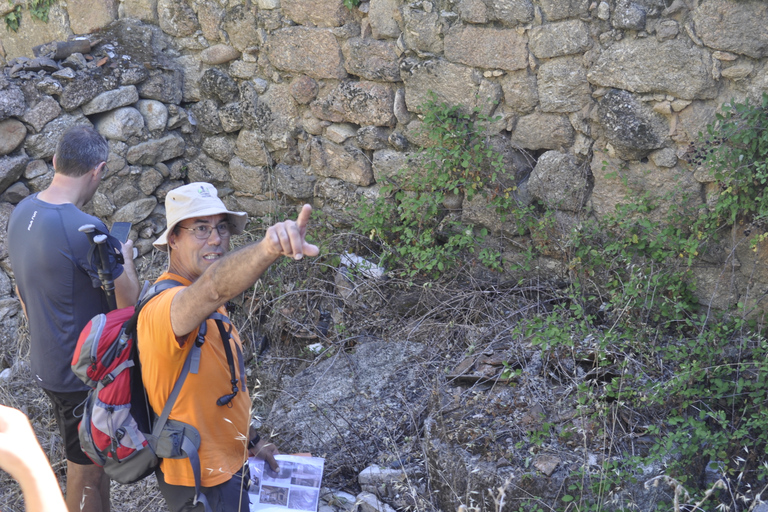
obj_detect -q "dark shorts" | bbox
[157,465,250,512]
[43,388,92,465]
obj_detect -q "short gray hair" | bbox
[54,126,109,177]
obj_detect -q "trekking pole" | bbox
[79,224,118,311]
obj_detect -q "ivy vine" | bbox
[4,0,55,32]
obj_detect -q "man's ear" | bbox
[93,161,107,179]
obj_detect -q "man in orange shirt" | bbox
[137,182,318,512]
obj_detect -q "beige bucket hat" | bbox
[153,182,247,252]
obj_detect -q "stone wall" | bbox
[0,0,766,315]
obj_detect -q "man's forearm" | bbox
[171,239,280,335]
[210,238,279,296]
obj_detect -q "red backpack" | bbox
[72,280,218,511]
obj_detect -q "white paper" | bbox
[248,455,325,512]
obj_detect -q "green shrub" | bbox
[4,0,55,31]
[355,91,768,505]
[354,92,529,277]
[520,94,768,505]
[4,5,21,32]
[694,93,768,229]
[29,0,55,22]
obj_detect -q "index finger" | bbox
[264,450,280,472]
[295,204,312,229]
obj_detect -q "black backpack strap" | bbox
[209,313,246,394]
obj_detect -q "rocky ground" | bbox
[1,228,765,512]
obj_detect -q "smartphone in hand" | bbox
[110,222,132,243]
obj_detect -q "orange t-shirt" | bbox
[137,273,251,487]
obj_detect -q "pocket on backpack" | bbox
[107,445,159,484]
[78,392,160,483]
[153,419,201,459]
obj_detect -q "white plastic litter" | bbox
[306,343,324,354]
[340,252,385,279]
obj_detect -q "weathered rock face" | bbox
[265,27,347,80]
[137,69,184,105]
[0,120,26,156]
[221,5,260,52]
[368,0,402,39]
[487,0,535,25]
[310,137,373,186]
[401,59,485,114]
[94,107,145,141]
[268,341,433,473]
[282,0,356,27]
[236,130,271,167]
[528,151,590,212]
[20,96,60,133]
[199,45,240,66]
[0,0,763,317]
[529,19,591,59]
[501,70,539,114]
[692,0,768,59]
[539,0,589,21]
[82,86,140,116]
[401,5,443,54]
[199,69,239,104]
[589,149,700,223]
[511,112,575,150]
[157,0,199,37]
[537,57,591,113]
[25,113,91,159]
[126,134,185,165]
[273,163,316,200]
[342,38,401,82]
[121,0,158,23]
[596,89,669,160]
[587,38,718,100]
[68,0,118,35]
[444,25,528,71]
[311,81,396,128]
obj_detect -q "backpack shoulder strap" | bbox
[124,279,185,335]
[141,279,184,305]
[132,278,213,512]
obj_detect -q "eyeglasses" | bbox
[178,222,231,240]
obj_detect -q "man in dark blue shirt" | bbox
[8,126,140,512]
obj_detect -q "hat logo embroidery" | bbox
[197,185,212,198]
